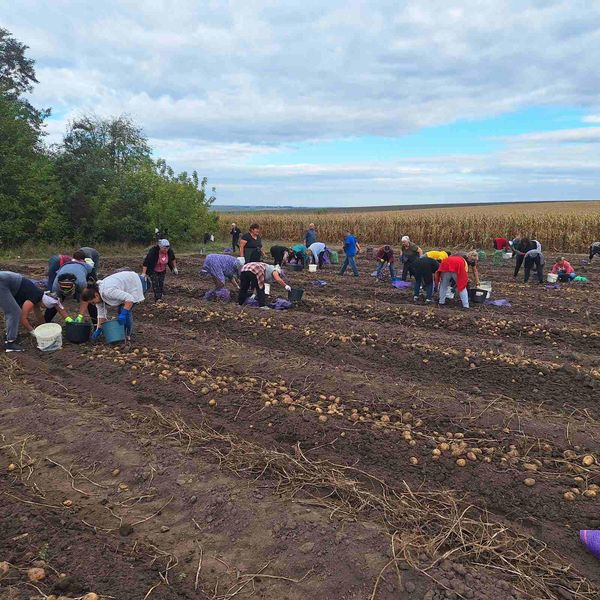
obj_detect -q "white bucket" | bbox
[33,323,62,352]
[547,273,558,283]
[503,252,513,260]
[478,281,492,298]
[308,264,317,273]
[264,283,271,295]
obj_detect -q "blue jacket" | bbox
[343,235,358,257]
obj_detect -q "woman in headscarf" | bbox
[82,271,150,342]
[435,255,470,309]
[238,263,291,309]
[0,271,68,352]
[142,239,178,302]
[201,254,244,291]
[400,236,422,280]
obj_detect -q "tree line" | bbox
[0,27,217,248]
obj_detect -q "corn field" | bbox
[218,201,600,253]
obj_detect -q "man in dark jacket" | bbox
[230,223,242,251]
[142,239,178,301]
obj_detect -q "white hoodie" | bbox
[97,271,145,319]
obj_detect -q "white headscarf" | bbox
[158,239,170,248]
[401,235,410,243]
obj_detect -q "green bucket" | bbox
[330,250,339,264]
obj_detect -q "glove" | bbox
[75,314,84,323]
[29,330,36,336]
[285,285,292,292]
[117,308,130,325]
[91,328,103,340]
[65,316,74,323]
[173,268,179,275]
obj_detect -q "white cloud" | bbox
[3,1,600,204]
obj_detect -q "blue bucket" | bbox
[103,319,126,343]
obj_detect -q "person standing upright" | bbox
[142,239,178,302]
[240,224,265,264]
[339,231,361,277]
[230,223,242,252]
[305,223,317,247]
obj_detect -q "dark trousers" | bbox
[414,273,434,299]
[47,256,60,290]
[401,258,416,281]
[524,255,543,283]
[232,236,240,251]
[150,271,166,300]
[238,272,266,307]
[514,254,525,277]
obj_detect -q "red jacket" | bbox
[493,237,510,251]
[435,256,469,291]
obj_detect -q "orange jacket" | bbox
[434,255,469,291]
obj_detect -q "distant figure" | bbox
[493,237,511,252]
[270,245,290,267]
[230,223,242,251]
[514,238,543,283]
[551,257,576,281]
[142,239,178,302]
[589,241,600,261]
[375,245,396,280]
[203,232,214,245]
[78,246,100,280]
[339,231,360,277]
[400,236,423,281]
[305,223,317,247]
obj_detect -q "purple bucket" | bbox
[580,530,600,559]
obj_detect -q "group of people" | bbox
[2,225,597,351]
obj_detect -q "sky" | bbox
[3,0,600,207]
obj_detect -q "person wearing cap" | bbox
[230,223,242,252]
[82,271,150,342]
[238,262,291,309]
[400,236,422,280]
[201,254,244,291]
[305,223,317,247]
[0,271,69,352]
[48,252,96,323]
[435,255,470,309]
[374,245,396,279]
[306,242,328,269]
[142,239,178,302]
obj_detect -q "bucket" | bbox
[264,283,271,295]
[64,321,92,344]
[330,250,339,264]
[503,252,513,260]
[288,288,304,302]
[478,281,492,298]
[291,264,303,272]
[308,264,317,273]
[547,273,558,283]
[33,323,62,352]
[468,288,489,304]
[103,319,126,344]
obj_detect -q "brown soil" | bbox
[1,251,599,600]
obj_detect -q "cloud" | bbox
[3,1,600,204]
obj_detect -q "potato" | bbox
[583,489,597,499]
[582,455,595,467]
[524,478,536,487]
[208,399,217,407]
[27,567,46,582]
[456,459,467,467]
[0,561,9,577]
[318,415,328,423]
[563,491,576,501]
[83,594,99,600]
[409,457,419,465]
[7,463,16,472]
[62,499,73,507]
